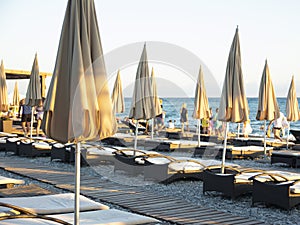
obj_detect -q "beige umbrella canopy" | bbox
[0,60,8,112]
[111,70,125,114]
[42,0,116,224]
[151,67,162,117]
[256,60,279,121]
[286,76,300,148]
[256,59,279,154]
[129,44,155,149]
[193,65,210,147]
[218,27,249,173]
[12,81,20,107]
[25,53,42,107]
[151,67,162,139]
[25,53,42,139]
[129,43,155,121]
[286,76,300,122]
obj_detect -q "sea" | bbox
[117,97,300,136]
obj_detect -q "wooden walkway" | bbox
[0,157,265,225]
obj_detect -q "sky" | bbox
[0,0,299,98]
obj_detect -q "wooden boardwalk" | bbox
[0,157,265,225]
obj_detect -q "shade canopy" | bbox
[42,0,116,144]
[111,70,125,114]
[25,53,42,107]
[151,67,162,117]
[129,44,156,120]
[286,76,300,122]
[256,60,279,121]
[0,60,8,112]
[193,65,210,119]
[12,81,20,106]
[218,27,249,123]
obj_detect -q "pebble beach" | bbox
[1,145,300,225]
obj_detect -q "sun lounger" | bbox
[290,129,300,144]
[0,193,109,216]
[194,145,272,159]
[18,140,52,157]
[5,137,21,155]
[50,143,87,165]
[0,137,7,151]
[84,145,117,164]
[251,171,300,209]
[202,166,264,199]
[144,138,216,152]
[0,209,159,225]
[142,155,206,183]
[165,129,194,140]
[0,175,24,189]
[102,133,148,147]
[271,150,300,168]
[113,149,161,175]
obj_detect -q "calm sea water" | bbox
[117,98,300,136]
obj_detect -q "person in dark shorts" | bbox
[18,99,32,137]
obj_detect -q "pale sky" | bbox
[0,0,299,98]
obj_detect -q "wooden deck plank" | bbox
[0,156,265,225]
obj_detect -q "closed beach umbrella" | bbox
[13,81,20,107]
[151,67,162,139]
[256,59,279,154]
[111,70,125,114]
[193,65,210,147]
[218,27,249,173]
[42,0,116,224]
[0,60,8,112]
[129,43,156,149]
[286,76,300,148]
[25,53,42,139]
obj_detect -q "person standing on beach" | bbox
[35,98,45,137]
[213,108,222,136]
[267,111,288,141]
[18,98,32,137]
[180,103,189,132]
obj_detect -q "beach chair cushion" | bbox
[32,142,51,150]
[0,193,109,215]
[0,175,24,186]
[6,138,20,143]
[169,161,204,172]
[290,183,300,194]
[0,209,159,225]
[235,172,263,183]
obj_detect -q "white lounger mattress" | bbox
[0,175,24,185]
[0,193,109,215]
[0,209,159,225]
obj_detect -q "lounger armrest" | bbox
[249,172,289,182]
[113,149,145,157]
[205,165,241,174]
[0,214,71,225]
[141,154,176,161]
[0,202,37,216]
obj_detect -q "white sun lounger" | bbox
[0,193,109,216]
[0,209,159,225]
[0,175,24,188]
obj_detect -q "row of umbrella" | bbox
[193,27,300,172]
[0,54,42,139]
[0,61,21,111]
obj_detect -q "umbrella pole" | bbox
[286,122,290,150]
[221,122,228,174]
[74,142,81,225]
[237,123,240,138]
[134,120,138,155]
[263,120,267,155]
[30,107,34,139]
[151,118,154,139]
[198,119,201,147]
